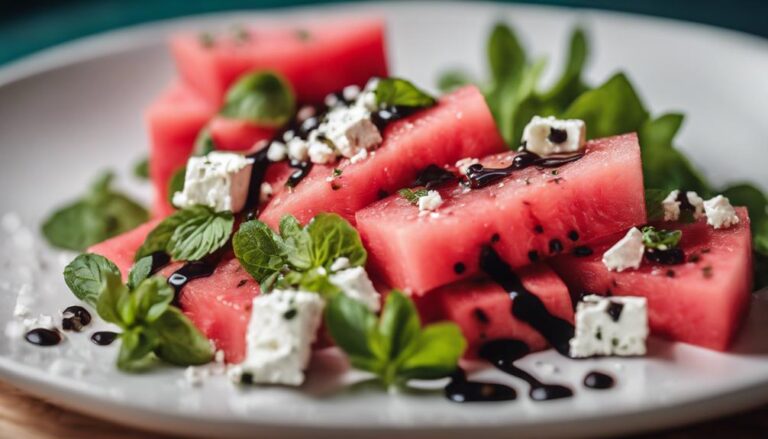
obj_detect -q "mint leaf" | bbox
[644,188,668,222]
[325,293,380,362]
[278,269,342,297]
[133,157,149,180]
[117,327,158,372]
[378,291,420,361]
[135,210,191,260]
[306,213,367,269]
[539,27,589,111]
[131,276,174,323]
[220,71,295,126]
[167,166,187,206]
[397,322,466,381]
[487,23,526,89]
[152,307,214,366]
[436,70,472,93]
[641,226,682,250]
[193,127,217,156]
[97,268,128,325]
[63,253,121,308]
[233,220,285,283]
[397,188,428,205]
[167,207,233,261]
[374,77,436,109]
[278,215,312,270]
[127,256,152,290]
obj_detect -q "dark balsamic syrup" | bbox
[168,257,218,305]
[479,246,574,355]
[645,247,685,265]
[243,146,272,219]
[25,328,62,346]
[148,251,171,274]
[466,151,583,189]
[413,164,456,189]
[444,369,517,403]
[286,159,313,188]
[61,305,91,332]
[606,302,624,322]
[479,339,573,401]
[91,331,119,346]
[583,371,615,390]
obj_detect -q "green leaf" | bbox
[233,220,286,283]
[132,276,174,323]
[487,23,526,87]
[378,291,420,361]
[167,208,233,261]
[278,268,341,298]
[374,77,436,109]
[723,183,768,258]
[562,73,649,139]
[117,327,158,372]
[540,27,589,111]
[278,215,312,270]
[167,166,187,206]
[644,188,669,222]
[220,71,295,126]
[63,254,121,308]
[153,307,214,366]
[436,70,473,93]
[397,188,428,205]
[135,209,192,260]
[193,127,216,156]
[127,256,152,290]
[641,226,682,250]
[133,157,149,180]
[97,269,129,325]
[324,293,379,362]
[397,322,466,381]
[306,213,367,269]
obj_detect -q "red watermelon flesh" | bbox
[549,208,753,351]
[209,116,276,152]
[258,85,506,228]
[432,264,573,358]
[170,17,388,105]
[356,133,646,295]
[146,83,215,218]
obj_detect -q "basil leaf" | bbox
[63,254,121,308]
[641,226,682,250]
[127,256,152,290]
[233,220,286,283]
[396,322,466,381]
[306,213,367,269]
[397,188,428,205]
[325,293,380,362]
[193,127,216,156]
[152,307,214,366]
[374,77,436,109]
[278,215,312,270]
[167,166,187,206]
[436,70,472,93]
[378,291,420,361]
[132,276,174,323]
[97,269,128,325]
[117,327,158,372]
[220,71,295,126]
[167,208,233,261]
[133,157,149,180]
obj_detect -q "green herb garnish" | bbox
[42,172,149,251]
[325,290,466,388]
[133,157,149,180]
[167,166,187,206]
[374,77,436,109]
[397,188,428,205]
[136,205,233,262]
[641,226,682,250]
[193,127,217,156]
[220,71,296,126]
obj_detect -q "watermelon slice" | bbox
[209,116,276,152]
[171,17,388,105]
[258,85,506,227]
[549,208,753,351]
[431,265,573,358]
[356,133,646,295]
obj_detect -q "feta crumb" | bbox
[521,116,586,156]
[704,195,740,229]
[686,191,706,219]
[455,157,480,175]
[307,141,335,164]
[296,105,316,122]
[322,104,382,159]
[266,141,287,162]
[324,93,340,108]
[184,366,208,387]
[329,267,381,312]
[602,228,645,272]
[172,152,254,213]
[342,85,361,101]
[662,190,681,221]
[330,257,350,272]
[240,290,324,386]
[286,137,309,162]
[417,190,443,212]
[282,130,295,142]
[570,295,649,358]
[259,182,273,203]
[349,148,369,164]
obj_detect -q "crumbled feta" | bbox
[259,182,273,203]
[417,190,443,212]
[287,137,309,162]
[184,366,208,387]
[266,141,287,162]
[296,105,316,122]
[521,116,586,156]
[321,104,382,159]
[172,152,254,213]
[307,141,335,164]
[686,191,706,219]
[282,130,295,142]
[570,295,649,358]
[342,84,361,101]
[349,148,369,164]
[455,157,480,175]
[662,190,681,221]
[239,290,324,386]
[704,195,740,229]
[329,267,381,312]
[330,257,350,272]
[602,228,645,272]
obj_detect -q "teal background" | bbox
[1,0,766,66]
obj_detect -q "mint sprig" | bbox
[397,188,428,205]
[63,255,213,372]
[136,205,233,262]
[325,290,466,388]
[374,78,436,109]
[220,71,296,126]
[641,226,682,250]
[42,172,149,252]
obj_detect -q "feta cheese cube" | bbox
[417,190,443,212]
[239,290,325,386]
[172,152,254,213]
[704,195,740,229]
[307,141,335,165]
[662,190,681,221]
[602,227,645,272]
[686,191,706,219]
[455,157,480,175]
[329,266,381,312]
[322,104,382,159]
[521,116,586,157]
[570,295,649,358]
[266,141,287,162]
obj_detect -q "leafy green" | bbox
[220,71,295,126]
[325,290,466,388]
[397,188,428,205]
[63,254,121,308]
[436,70,473,93]
[42,172,149,251]
[167,166,187,205]
[641,226,682,250]
[234,214,367,295]
[374,77,436,109]
[133,157,149,180]
[127,256,153,290]
[193,128,217,156]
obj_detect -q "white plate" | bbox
[0,2,767,438]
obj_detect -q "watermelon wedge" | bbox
[549,208,753,351]
[209,116,276,152]
[356,133,646,295]
[431,265,573,358]
[171,17,388,105]
[258,85,506,227]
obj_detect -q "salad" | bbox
[23,17,765,403]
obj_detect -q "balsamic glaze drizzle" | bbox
[583,371,615,390]
[413,164,456,189]
[25,328,62,346]
[168,257,219,305]
[243,146,272,219]
[445,368,517,403]
[466,151,584,189]
[61,306,91,332]
[91,331,119,346]
[286,160,314,188]
[148,251,171,274]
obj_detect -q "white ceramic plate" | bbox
[0,2,767,438]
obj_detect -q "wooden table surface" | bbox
[0,380,765,438]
